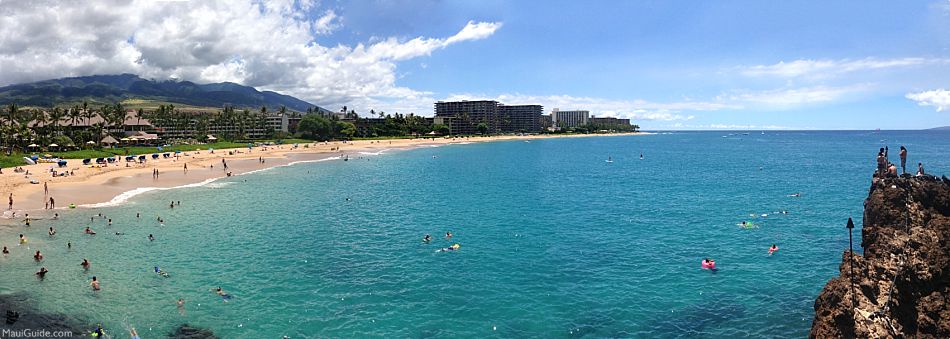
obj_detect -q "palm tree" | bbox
[135,108,144,126]
[49,107,65,136]
[112,102,126,134]
[30,109,48,145]
[4,103,17,127]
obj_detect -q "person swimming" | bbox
[439,244,461,252]
[2,246,8,254]
[36,267,48,279]
[445,231,453,239]
[48,227,56,236]
[701,258,716,270]
[81,258,91,270]
[768,244,779,255]
[213,287,232,301]
[148,234,155,241]
[33,250,43,261]
[423,234,431,243]
[85,227,96,235]
[787,193,801,197]
[154,266,169,277]
[90,276,100,291]
[129,327,141,339]
[19,234,27,244]
[114,232,125,235]
[90,323,104,337]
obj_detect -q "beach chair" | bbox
[138,155,146,162]
[163,153,170,158]
[96,158,105,164]
[57,160,67,168]
[125,156,135,162]
[82,159,91,165]
[107,158,115,163]
[151,154,159,159]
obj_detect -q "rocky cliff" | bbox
[810,175,950,338]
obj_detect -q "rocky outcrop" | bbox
[170,324,219,339]
[810,175,950,338]
[0,293,85,333]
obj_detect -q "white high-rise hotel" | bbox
[551,108,590,128]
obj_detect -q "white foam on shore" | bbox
[72,143,468,209]
[242,156,339,176]
[358,149,391,156]
[79,177,223,208]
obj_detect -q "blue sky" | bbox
[1,0,949,129]
[322,0,950,129]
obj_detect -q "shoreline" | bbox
[0,132,646,224]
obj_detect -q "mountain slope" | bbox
[0,74,327,112]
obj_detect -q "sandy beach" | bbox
[0,133,643,224]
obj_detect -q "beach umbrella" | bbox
[28,143,38,148]
[85,141,96,145]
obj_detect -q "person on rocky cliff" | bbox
[899,146,908,174]
[916,162,926,177]
[876,149,887,177]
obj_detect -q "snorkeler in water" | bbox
[154,266,169,277]
[212,287,232,302]
[423,234,431,243]
[439,244,461,252]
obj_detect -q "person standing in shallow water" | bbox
[899,146,908,174]
[90,276,100,291]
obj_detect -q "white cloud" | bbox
[739,57,945,78]
[722,85,871,107]
[906,89,950,111]
[0,0,501,110]
[312,10,341,35]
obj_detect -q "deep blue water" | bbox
[1,131,948,338]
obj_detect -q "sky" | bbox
[1,0,949,130]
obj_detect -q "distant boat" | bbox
[761,131,765,135]
[639,153,644,160]
[606,156,613,163]
[343,155,349,162]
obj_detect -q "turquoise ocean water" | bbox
[1,131,948,338]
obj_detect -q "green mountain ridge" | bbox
[0,74,328,112]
